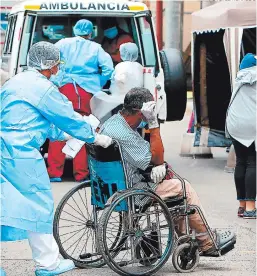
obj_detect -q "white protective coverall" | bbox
[90,42,143,123]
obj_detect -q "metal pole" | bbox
[156,0,163,50]
[164,1,184,51]
[180,2,184,52]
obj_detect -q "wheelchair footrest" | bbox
[200,237,236,257]
[220,243,235,256]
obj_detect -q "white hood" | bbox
[235,66,256,86]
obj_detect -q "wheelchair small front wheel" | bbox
[172,243,200,273]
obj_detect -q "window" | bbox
[3,14,17,55]
[136,16,156,67]
[0,11,9,32]
[32,16,98,44]
[17,15,153,69]
[19,14,37,66]
[33,16,70,44]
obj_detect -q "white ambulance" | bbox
[1,0,187,122]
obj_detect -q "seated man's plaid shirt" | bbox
[99,113,155,189]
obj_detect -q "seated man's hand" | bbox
[141,101,159,129]
[94,133,112,148]
[141,101,156,121]
[150,164,166,184]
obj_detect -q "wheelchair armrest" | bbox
[139,162,171,183]
[139,165,154,182]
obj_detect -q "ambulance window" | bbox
[3,15,17,55]
[137,17,156,67]
[19,15,37,66]
[130,19,142,63]
[33,17,70,44]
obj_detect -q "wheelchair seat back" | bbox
[86,142,128,211]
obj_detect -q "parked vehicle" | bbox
[1,0,187,122]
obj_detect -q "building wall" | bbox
[183,1,201,51]
[144,0,201,52]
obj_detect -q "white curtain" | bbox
[223,27,243,87]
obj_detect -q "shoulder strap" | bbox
[225,83,242,137]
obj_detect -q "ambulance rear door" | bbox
[133,11,166,121]
[16,11,38,73]
[1,11,24,76]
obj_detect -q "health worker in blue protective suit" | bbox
[53,19,114,92]
[47,19,114,183]
[0,41,112,276]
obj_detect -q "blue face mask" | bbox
[137,121,148,129]
[49,67,63,85]
[104,27,118,39]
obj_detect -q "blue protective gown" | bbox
[53,37,114,94]
[1,69,96,240]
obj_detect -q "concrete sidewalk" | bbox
[1,100,256,276]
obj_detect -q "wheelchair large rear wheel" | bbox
[53,181,122,268]
[98,189,174,276]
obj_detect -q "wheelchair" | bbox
[53,141,234,275]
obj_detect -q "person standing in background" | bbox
[102,18,133,65]
[226,53,256,219]
[47,19,114,183]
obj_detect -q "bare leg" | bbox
[246,201,256,211]
[239,200,246,208]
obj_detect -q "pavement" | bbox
[1,100,256,276]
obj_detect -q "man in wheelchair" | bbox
[99,87,236,257]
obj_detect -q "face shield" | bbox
[120,43,139,62]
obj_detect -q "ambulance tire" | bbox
[160,48,187,121]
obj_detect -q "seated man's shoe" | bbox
[35,259,75,276]
[0,268,6,276]
[243,209,256,219]
[50,177,62,182]
[201,229,236,257]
